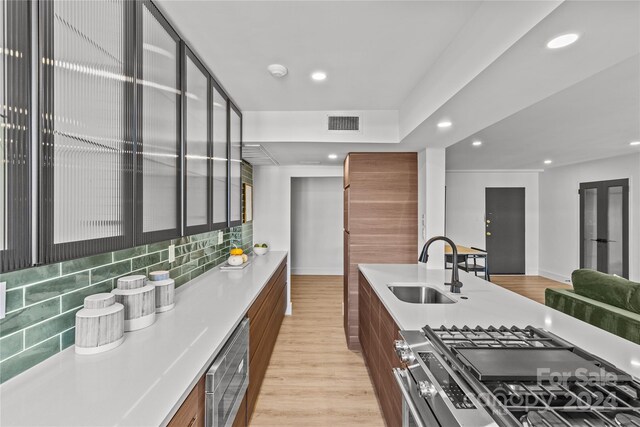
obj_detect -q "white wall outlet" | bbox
[0,282,6,320]
[217,231,223,245]
[168,244,176,263]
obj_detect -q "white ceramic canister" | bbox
[152,278,175,313]
[112,275,156,331]
[75,293,125,355]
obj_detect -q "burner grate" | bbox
[421,325,640,427]
[429,325,572,350]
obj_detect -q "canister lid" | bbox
[149,271,170,281]
[84,293,116,309]
[117,275,147,290]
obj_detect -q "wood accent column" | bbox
[343,153,417,350]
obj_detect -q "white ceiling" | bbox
[155,0,482,111]
[155,0,640,169]
[445,55,640,170]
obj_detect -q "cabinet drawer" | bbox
[247,260,286,319]
[249,266,286,362]
[247,281,287,418]
[167,376,205,427]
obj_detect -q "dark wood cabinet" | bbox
[168,259,287,427]
[359,271,402,427]
[343,153,417,350]
[167,376,206,427]
[246,259,287,421]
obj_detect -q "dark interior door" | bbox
[580,179,629,278]
[485,188,526,274]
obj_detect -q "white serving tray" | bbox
[219,260,252,271]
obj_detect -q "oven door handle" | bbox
[393,368,426,427]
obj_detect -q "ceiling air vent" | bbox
[242,144,279,166]
[327,115,360,132]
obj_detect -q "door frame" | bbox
[579,178,629,278]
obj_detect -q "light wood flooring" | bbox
[250,274,569,426]
[491,275,571,304]
[250,275,384,427]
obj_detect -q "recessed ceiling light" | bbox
[472,140,482,146]
[544,160,553,165]
[311,71,327,81]
[630,141,640,146]
[546,33,579,49]
[328,154,338,160]
[267,64,288,78]
[437,120,452,129]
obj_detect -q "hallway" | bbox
[250,275,383,426]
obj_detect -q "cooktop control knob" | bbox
[394,340,409,352]
[399,349,415,363]
[418,380,437,399]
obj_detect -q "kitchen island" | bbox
[359,264,640,376]
[0,251,288,427]
[358,264,640,426]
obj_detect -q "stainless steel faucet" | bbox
[419,236,463,294]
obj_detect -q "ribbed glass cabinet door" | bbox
[137,0,181,243]
[183,47,210,233]
[1,0,32,272]
[212,83,228,228]
[229,104,242,226]
[40,0,134,262]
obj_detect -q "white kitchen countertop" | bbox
[0,251,288,427]
[359,264,640,378]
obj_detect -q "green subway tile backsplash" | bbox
[61,253,113,275]
[61,279,113,312]
[2,263,60,290]
[25,272,90,305]
[0,333,23,362]
[91,260,132,285]
[0,336,60,383]
[0,299,60,338]
[24,308,80,348]
[6,289,23,313]
[0,162,253,384]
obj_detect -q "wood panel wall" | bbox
[343,153,417,350]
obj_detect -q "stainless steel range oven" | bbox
[205,318,249,427]
[394,325,640,427]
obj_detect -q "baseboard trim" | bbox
[539,269,572,284]
[286,301,293,316]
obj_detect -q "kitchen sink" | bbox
[387,285,456,304]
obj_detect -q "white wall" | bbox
[418,148,447,268]
[291,177,343,275]
[445,171,540,275]
[539,153,640,282]
[253,165,343,314]
[243,110,399,143]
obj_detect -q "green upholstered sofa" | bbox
[545,269,640,344]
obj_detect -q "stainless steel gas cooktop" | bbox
[393,325,640,427]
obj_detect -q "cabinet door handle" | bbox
[187,415,197,427]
